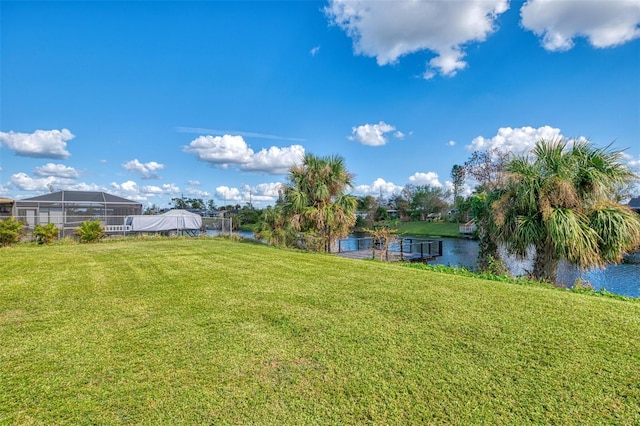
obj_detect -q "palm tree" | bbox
[254,205,297,248]
[282,153,358,252]
[492,138,640,282]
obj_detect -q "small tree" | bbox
[0,217,24,247]
[76,219,105,243]
[365,225,397,261]
[33,223,59,245]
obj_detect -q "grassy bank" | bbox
[1,238,639,424]
[394,220,462,238]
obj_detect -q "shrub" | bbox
[33,223,59,245]
[76,219,105,243]
[0,217,24,247]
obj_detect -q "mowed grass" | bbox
[395,221,462,238]
[1,238,639,424]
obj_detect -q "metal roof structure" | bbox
[627,197,640,211]
[18,190,140,205]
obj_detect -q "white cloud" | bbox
[110,180,139,194]
[408,172,443,187]
[310,46,321,56]
[0,129,75,159]
[252,182,283,200]
[216,186,242,203]
[185,188,212,198]
[183,134,304,175]
[176,127,305,142]
[623,153,640,173]
[213,183,282,206]
[10,173,58,192]
[466,125,564,155]
[65,182,106,192]
[34,163,80,179]
[9,172,97,192]
[353,178,404,197]
[447,140,456,147]
[326,0,509,77]
[187,180,201,186]
[122,159,165,179]
[521,0,640,51]
[240,145,305,174]
[349,121,403,146]
[140,183,180,197]
[183,135,254,166]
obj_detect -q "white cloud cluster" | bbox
[122,159,165,179]
[9,172,102,193]
[183,135,304,175]
[10,173,59,192]
[185,188,212,198]
[326,0,509,78]
[353,178,404,197]
[109,180,180,202]
[140,183,180,197]
[466,125,564,155]
[349,121,404,146]
[215,182,282,205]
[521,0,640,51]
[327,0,639,79]
[623,153,640,173]
[0,129,75,159]
[408,172,443,187]
[33,163,80,179]
[242,145,306,174]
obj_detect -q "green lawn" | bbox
[395,220,462,237]
[1,238,639,424]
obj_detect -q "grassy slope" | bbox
[1,238,639,424]
[395,221,461,237]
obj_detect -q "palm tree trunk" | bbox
[533,239,559,283]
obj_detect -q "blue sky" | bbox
[1,0,639,208]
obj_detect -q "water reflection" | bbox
[431,238,639,298]
[342,236,639,298]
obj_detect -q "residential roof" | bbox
[0,197,14,204]
[16,190,141,205]
[627,197,640,210]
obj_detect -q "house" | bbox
[626,197,640,212]
[14,190,142,236]
[0,197,14,218]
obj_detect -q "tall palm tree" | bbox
[492,138,640,282]
[282,153,358,252]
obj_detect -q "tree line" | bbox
[251,139,640,284]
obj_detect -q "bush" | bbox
[33,223,59,245]
[0,217,24,247]
[76,219,105,243]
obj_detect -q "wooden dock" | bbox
[335,249,436,262]
[334,237,442,263]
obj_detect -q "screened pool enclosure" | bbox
[14,191,142,237]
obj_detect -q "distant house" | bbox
[627,197,640,212]
[0,197,14,218]
[14,190,142,236]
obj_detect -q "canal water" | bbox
[426,237,639,298]
[339,235,639,298]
